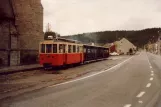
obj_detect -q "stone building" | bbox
[0,0,43,66]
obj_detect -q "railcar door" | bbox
[83,45,87,61]
[58,44,66,66]
[63,44,67,65]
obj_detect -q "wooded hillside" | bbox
[63,28,161,48]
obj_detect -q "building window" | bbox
[53,44,57,53]
[46,44,52,53]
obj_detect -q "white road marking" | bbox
[124,104,132,107]
[138,100,143,104]
[146,53,151,65]
[146,83,151,88]
[151,71,154,73]
[48,56,134,88]
[146,53,153,72]
[150,78,153,81]
[151,73,154,76]
[136,91,145,98]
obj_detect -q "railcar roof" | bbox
[83,44,109,49]
[40,40,83,46]
[40,40,109,49]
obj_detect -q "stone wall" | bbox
[0,20,19,66]
[0,51,8,66]
[0,21,9,50]
[0,0,43,66]
[13,0,43,50]
[12,0,43,64]
[10,51,20,66]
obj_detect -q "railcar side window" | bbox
[68,45,72,53]
[41,44,45,53]
[53,44,57,53]
[60,44,66,53]
[77,46,80,53]
[59,44,63,53]
[63,45,66,53]
[73,45,76,53]
[46,44,52,53]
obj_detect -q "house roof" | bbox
[115,38,136,48]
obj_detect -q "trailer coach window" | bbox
[41,44,45,53]
[53,44,57,53]
[46,44,52,53]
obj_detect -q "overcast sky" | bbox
[41,0,161,35]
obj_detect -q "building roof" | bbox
[115,38,136,47]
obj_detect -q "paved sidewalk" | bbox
[0,64,42,75]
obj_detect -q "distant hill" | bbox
[63,28,161,48]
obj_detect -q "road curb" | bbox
[0,67,42,75]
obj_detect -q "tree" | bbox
[44,31,56,39]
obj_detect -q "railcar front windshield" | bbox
[46,44,52,53]
[41,44,45,53]
[40,44,58,53]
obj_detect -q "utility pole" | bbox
[46,23,51,32]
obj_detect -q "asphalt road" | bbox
[1,52,161,107]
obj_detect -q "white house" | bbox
[115,38,136,54]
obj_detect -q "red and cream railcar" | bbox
[39,40,84,68]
